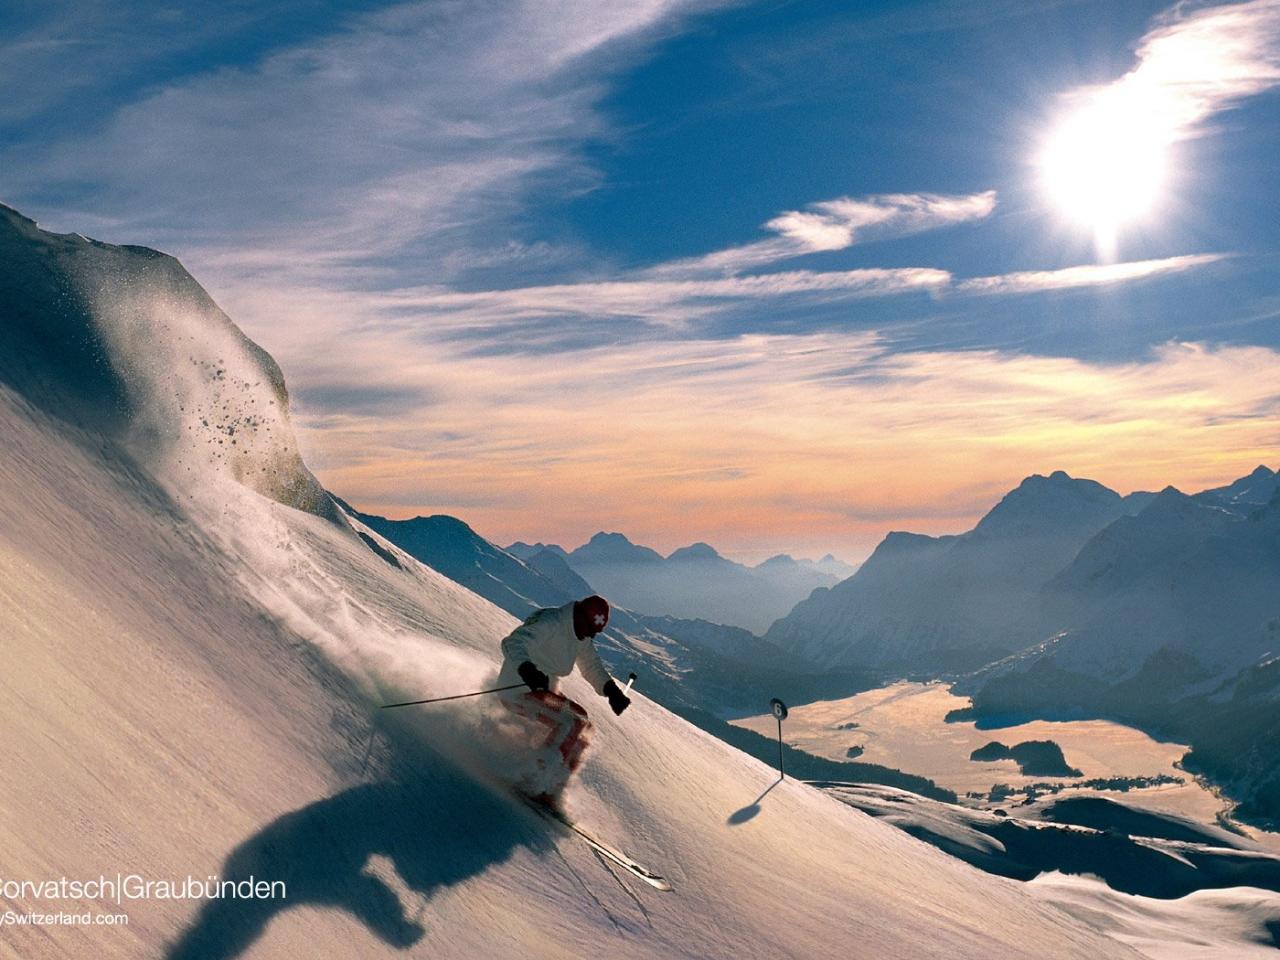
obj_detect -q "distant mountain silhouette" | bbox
[767,471,1145,670]
[548,532,844,633]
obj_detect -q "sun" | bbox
[1038,85,1173,259]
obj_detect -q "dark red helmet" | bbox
[574,595,610,638]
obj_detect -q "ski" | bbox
[520,797,673,891]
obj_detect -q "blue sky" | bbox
[3,0,1278,560]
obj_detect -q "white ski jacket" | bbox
[499,601,613,695]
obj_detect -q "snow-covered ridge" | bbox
[767,466,1278,678]
[0,202,338,522]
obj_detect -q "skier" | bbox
[495,595,631,807]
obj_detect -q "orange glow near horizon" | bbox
[293,332,1280,564]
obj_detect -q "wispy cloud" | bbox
[648,191,997,278]
[1054,0,1280,146]
[374,266,953,330]
[339,251,1219,332]
[2,0,726,274]
[0,1,276,127]
[1126,0,1280,136]
[958,254,1225,295]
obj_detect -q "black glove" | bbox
[602,679,631,716]
[517,660,549,692]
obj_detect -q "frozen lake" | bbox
[733,681,1280,849]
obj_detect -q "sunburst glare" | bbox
[1038,84,1175,260]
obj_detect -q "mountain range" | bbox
[766,471,1153,670]
[766,460,1280,823]
[506,532,855,633]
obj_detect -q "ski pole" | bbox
[622,672,637,695]
[380,683,525,709]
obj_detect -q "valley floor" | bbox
[733,680,1280,850]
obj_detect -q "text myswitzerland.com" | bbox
[2,911,129,928]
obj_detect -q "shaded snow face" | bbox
[76,254,339,522]
[0,208,337,523]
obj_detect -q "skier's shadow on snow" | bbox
[727,776,782,825]
[167,749,540,959]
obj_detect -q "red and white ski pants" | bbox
[498,689,592,775]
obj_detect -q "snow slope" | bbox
[0,203,1253,958]
[1195,464,1278,515]
[825,785,1280,899]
